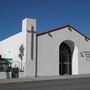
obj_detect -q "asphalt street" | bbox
[0,77,90,90]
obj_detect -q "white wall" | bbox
[78,38,90,74]
[0,72,11,79]
[0,18,90,78]
[23,18,36,77]
[0,32,26,69]
[72,45,78,75]
[0,18,37,78]
[37,27,90,76]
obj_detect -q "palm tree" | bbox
[18,44,24,71]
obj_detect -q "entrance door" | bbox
[59,42,72,75]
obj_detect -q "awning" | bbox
[2,58,13,61]
[0,58,13,64]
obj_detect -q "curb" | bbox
[0,74,90,84]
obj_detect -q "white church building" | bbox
[0,18,90,78]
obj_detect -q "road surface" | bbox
[0,77,90,90]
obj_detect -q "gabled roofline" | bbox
[36,24,90,40]
[69,25,90,40]
[36,25,69,36]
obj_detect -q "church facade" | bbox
[0,18,90,78]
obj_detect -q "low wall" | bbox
[19,72,25,78]
[0,72,11,79]
[0,72,25,79]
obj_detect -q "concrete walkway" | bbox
[0,74,90,84]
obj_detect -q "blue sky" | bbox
[0,0,90,40]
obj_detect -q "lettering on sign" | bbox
[80,51,90,60]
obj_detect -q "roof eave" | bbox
[36,24,90,40]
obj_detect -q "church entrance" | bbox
[59,41,74,75]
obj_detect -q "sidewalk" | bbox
[0,74,90,84]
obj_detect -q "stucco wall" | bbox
[78,37,90,74]
[0,32,26,74]
[0,18,36,78]
[37,27,90,76]
[0,72,11,79]
[23,18,36,77]
[0,32,25,67]
[0,18,90,78]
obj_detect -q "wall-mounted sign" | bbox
[80,51,90,60]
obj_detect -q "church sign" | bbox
[80,51,90,60]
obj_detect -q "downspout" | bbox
[35,35,38,77]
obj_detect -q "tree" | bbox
[18,44,24,71]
